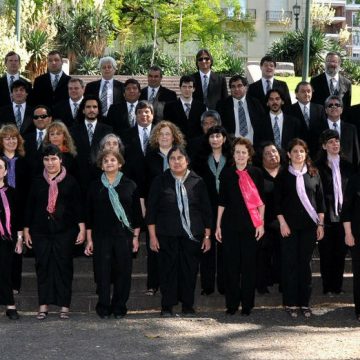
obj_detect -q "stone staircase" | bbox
[16,240,354,313]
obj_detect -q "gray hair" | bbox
[98,56,117,70]
[99,133,125,155]
[200,110,222,126]
[324,95,343,108]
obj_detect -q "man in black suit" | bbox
[139,65,177,122]
[323,95,359,168]
[248,55,292,112]
[0,51,32,108]
[310,52,352,111]
[32,50,71,108]
[84,56,124,117]
[24,105,53,177]
[71,95,112,198]
[263,89,301,151]
[106,78,141,138]
[191,49,228,110]
[163,75,206,140]
[0,80,34,135]
[290,81,327,156]
[52,78,85,128]
[217,75,265,149]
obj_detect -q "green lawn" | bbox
[278,76,360,106]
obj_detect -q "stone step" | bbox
[15,275,354,312]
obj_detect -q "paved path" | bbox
[0,306,359,360]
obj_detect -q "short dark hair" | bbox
[97,149,125,169]
[294,81,313,93]
[68,77,85,88]
[167,145,190,164]
[179,75,195,87]
[135,100,154,115]
[124,78,141,92]
[48,50,62,58]
[11,79,29,93]
[42,144,63,160]
[195,49,213,69]
[5,51,20,63]
[148,65,163,76]
[229,75,248,88]
[265,88,286,104]
[33,105,52,117]
[260,55,276,67]
[319,129,340,145]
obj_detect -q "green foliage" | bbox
[74,54,100,75]
[268,29,334,76]
[25,29,50,63]
[342,59,360,85]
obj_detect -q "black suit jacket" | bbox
[310,73,352,110]
[346,104,360,142]
[32,72,71,108]
[140,86,177,122]
[289,102,327,155]
[52,99,77,128]
[0,75,32,108]
[0,103,34,135]
[263,113,302,151]
[106,100,133,137]
[191,71,228,110]
[70,122,113,196]
[216,95,265,148]
[84,79,125,106]
[247,78,292,112]
[163,98,206,139]
[23,131,43,177]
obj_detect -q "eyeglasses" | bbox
[33,114,49,119]
[327,103,341,109]
[197,57,210,62]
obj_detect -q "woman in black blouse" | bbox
[147,145,211,316]
[192,125,232,295]
[215,137,265,316]
[275,138,325,318]
[0,157,23,320]
[316,129,353,295]
[24,145,85,320]
[85,149,142,319]
[143,121,185,296]
[0,124,29,295]
[341,173,360,321]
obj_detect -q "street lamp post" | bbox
[293,1,301,31]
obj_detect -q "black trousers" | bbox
[157,235,201,309]
[0,240,15,306]
[350,239,360,315]
[93,233,132,315]
[145,230,159,290]
[200,234,224,294]
[11,252,22,292]
[281,226,316,307]
[318,222,348,293]
[222,226,257,311]
[32,229,77,307]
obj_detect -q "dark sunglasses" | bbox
[33,114,49,119]
[197,57,210,62]
[327,103,341,109]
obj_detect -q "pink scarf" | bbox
[0,187,11,238]
[43,166,67,214]
[236,169,264,228]
[288,164,319,224]
[327,154,343,216]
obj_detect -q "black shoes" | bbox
[6,309,19,320]
[226,308,237,315]
[201,288,214,296]
[160,307,173,317]
[241,308,251,316]
[182,306,196,317]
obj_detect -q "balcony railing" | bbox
[266,11,292,22]
[224,8,256,20]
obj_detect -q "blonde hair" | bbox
[0,124,25,157]
[43,121,77,156]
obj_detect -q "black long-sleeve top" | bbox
[24,174,84,234]
[87,174,142,236]
[274,168,326,230]
[218,165,264,231]
[316,159,353,223]
[146,169,212,237]
[341,173,360,237]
